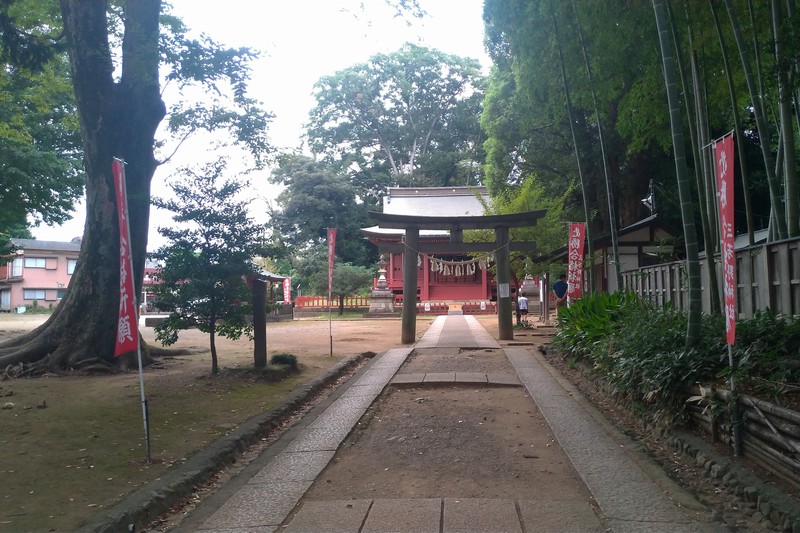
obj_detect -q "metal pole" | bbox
[136,337,151,463]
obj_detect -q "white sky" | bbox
[32,0,490,250]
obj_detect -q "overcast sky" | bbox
[32,0,490,249]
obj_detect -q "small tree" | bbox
[152,158,264,375]
[307,260,373,315]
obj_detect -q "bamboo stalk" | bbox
[743,417,800,457]
[716,388,800,425]
[742,434,800,489]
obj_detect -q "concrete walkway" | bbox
[178,316,730,533]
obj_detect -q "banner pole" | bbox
[327,228,337,357]
[113,158,151,464]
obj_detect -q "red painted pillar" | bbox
[422,253,430,301]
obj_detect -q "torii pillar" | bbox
[401,226,419,344]
[495,225,513,340]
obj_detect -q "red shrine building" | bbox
[362,187,497,303]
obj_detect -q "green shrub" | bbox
[554,292,800,419]
[270,353,298,370]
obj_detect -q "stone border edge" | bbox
[76,353,367,533]
[564,355,800,532]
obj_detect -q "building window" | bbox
[23,289,46,300]
[11,258,22,277]
[24,257,46,269]
[57,289,66,299]
[67,259,77,275]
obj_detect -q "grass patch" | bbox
[0,360,311,532]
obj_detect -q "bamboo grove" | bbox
[481,0,800,345]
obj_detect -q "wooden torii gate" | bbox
[368,210,547,343]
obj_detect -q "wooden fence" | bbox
[620,237,800,489]
[686,385,800,489]
[622,236,800,318]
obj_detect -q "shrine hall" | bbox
[362,186,545,342]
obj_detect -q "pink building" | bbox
[0,238,81,312]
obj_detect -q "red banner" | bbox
[327,228,337,301]
[112,159,139,357]
[567,223,586,301]
[715,134,736,345]
[283,277,291,303]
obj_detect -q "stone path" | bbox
[178,315,731,533]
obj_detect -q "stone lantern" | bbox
[366,255,397,316]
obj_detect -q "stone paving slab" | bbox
[307,396,372,431]
[200,481,312,529]
[464,315,501,348]
[249,451,335,484]
[504,346,719,531]
[422,372,455,383]
[454,372,487,383]
[391,373,426,385]
[283,426,349,453]
[282,499,372,533]
[362,498,441,533]
[340,383,387,399]
[605,520,731,533]
[354,371,402,386]
[517,500,604,532]
[442,498,521,533]
[486,373,521,386]
[197,527,277,533]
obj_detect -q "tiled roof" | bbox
[383,186,489,217]
[10,238,81,253]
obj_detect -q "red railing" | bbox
[462,301,497,314]
[294,295,371,309]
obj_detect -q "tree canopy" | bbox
[268,154,372,267]
[306,43,486,204]
[0,0,272,374]
[0,0,83,251]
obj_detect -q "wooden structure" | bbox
[363,187,498,302]
[623,231,800,319]
[368,210,545,343]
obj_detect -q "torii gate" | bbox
[368,210,547,343]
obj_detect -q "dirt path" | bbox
[299,333,595,508]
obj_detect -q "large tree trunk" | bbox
[0,1,165,375]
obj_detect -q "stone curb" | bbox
[567,357,800,532]
[661,427,800,532]
[76,354,367,533]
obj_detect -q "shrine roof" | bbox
[383,186,490,217]
[361,226,449,239]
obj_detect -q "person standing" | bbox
[552,274,568,308]
[517,292,529,323]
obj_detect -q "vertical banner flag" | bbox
[283,277,292,304]
[327,228,337,301]
[567,223,586,301]
[112,159,139,358]
[715,133,737,345]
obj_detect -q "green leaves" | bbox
[554,292,800,420]
[152,157,265,374]
[306,43,485,196]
